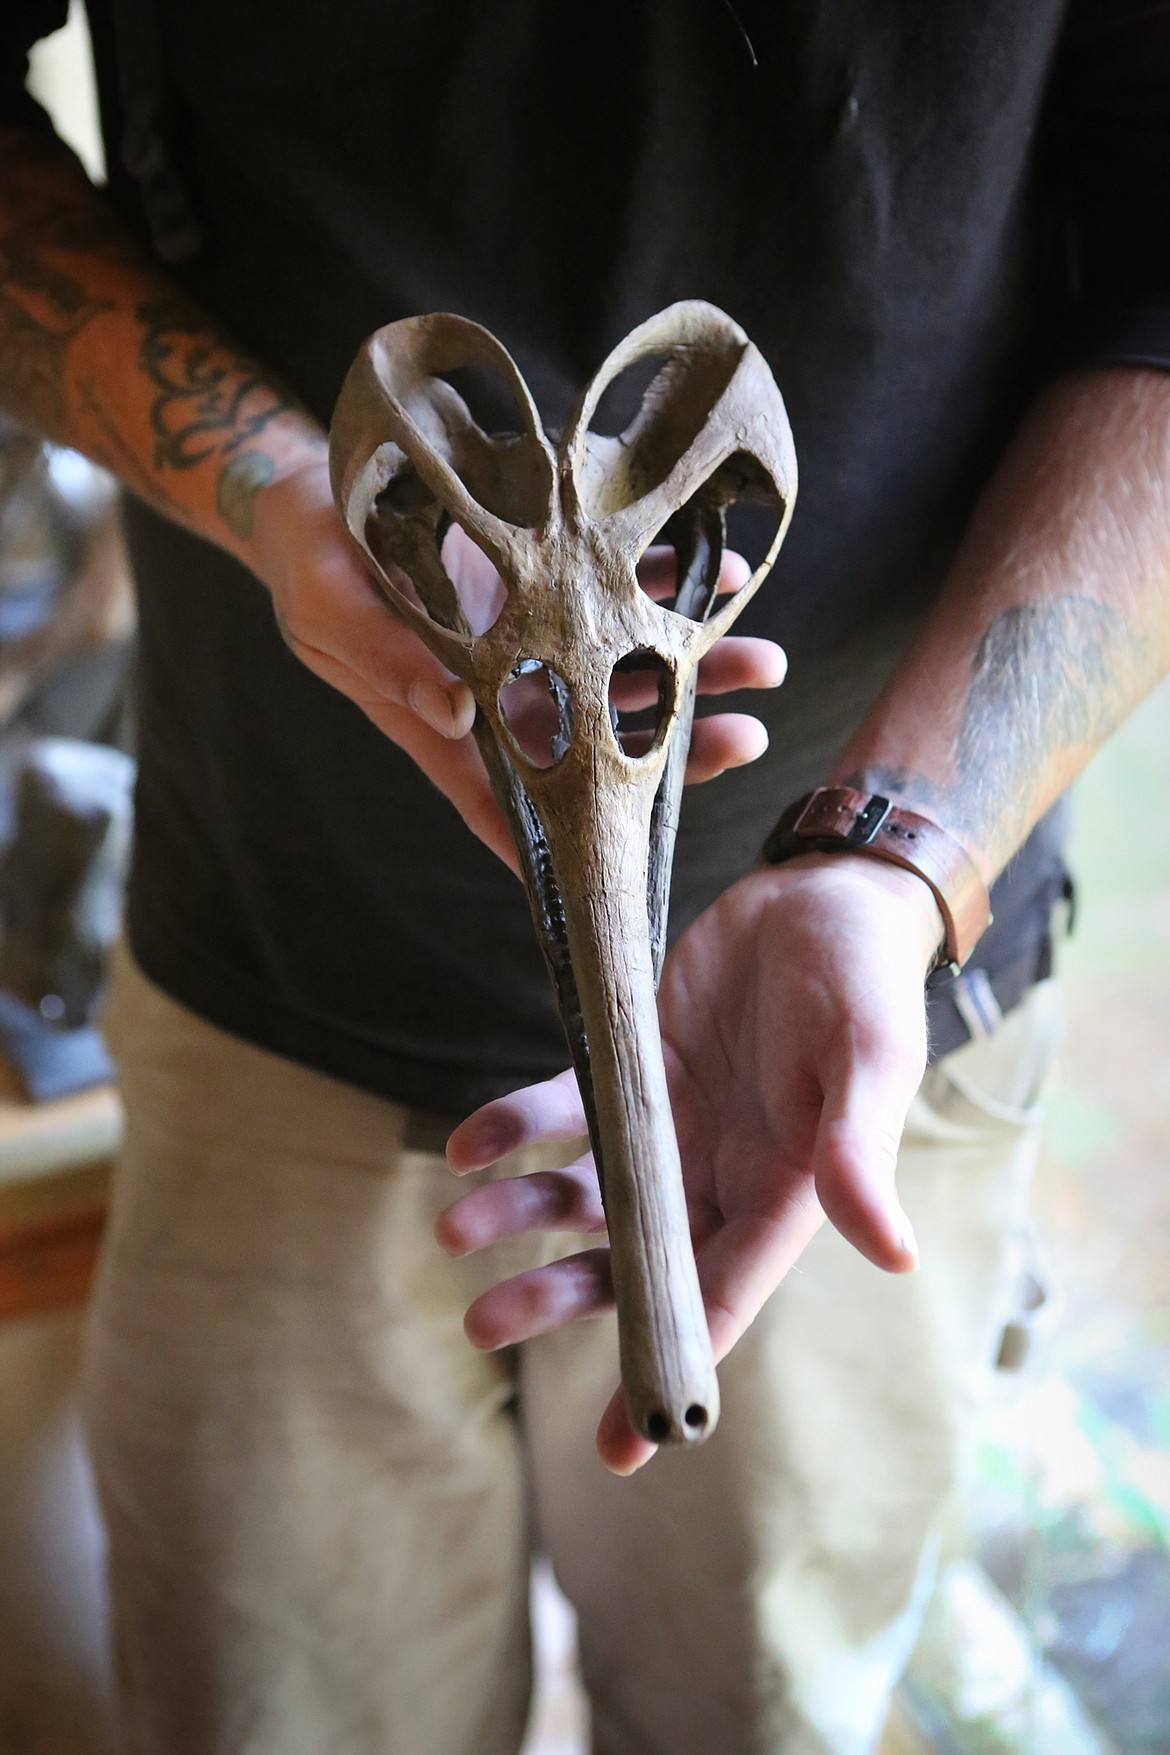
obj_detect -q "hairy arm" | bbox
[835,368,1170,879]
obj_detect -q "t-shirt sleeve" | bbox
[0,1,72,136]
[1056,0,1170,371]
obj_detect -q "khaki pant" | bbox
[83,950,1060,1755]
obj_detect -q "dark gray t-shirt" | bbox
[7,1,1167,1111]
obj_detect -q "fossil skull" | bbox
[330,300,796,1446]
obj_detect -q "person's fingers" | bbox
[382,713,516,868]
[498,670,563,759]
[606,638,786,720]
[813,1022,927,1272]
[694,1203,826,1362]
[685,713,769,781]
[633,544,676,600]
[595,1190,828,1476]
[439,522,508,634]
[447,1069,586,1172]
[435,1161,605,1256]
[593,1229,822,1476]
[292,523,769,778]
[463,1249,614,1349]
[636,546,751,602]
[263,465,480,735]
[695,636,787,695]
[608,668,669,713]
[280,552,478,737]
[294,643,517,867]
[596,1389,655,1475]
[716,550,752,595]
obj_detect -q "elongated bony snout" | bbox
[330,301,796,1447]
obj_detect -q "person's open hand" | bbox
[439,854,944,1472]
[250,456,786,868]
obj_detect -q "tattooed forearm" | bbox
[1,127,329,563]
[76,376,198,529]
[0,201,115,432]
[0,137,149,434]
[844,594,1158,868]
[137,297,295,472]
[838,762,946,818]
[216,449,276,538]
[134,295,300,539]
[952,596,1156,852]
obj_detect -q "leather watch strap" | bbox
[761,786,993,978]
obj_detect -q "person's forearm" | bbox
[0,127,326,563]
[835,367,1170,880]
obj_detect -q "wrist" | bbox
[762,785,993,975]
[762,850,947,974]
[241,428,333,580]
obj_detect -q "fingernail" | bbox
[734,724,769,765]
[433,1215,466,1255]
[409,679,472,737]
[898,1216,919,1265]
[464,1314,506,1352]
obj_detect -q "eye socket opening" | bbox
[497,661,574,769]
[608,650,673,760]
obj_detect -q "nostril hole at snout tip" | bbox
[643,1406,708,1443]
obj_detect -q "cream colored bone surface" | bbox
[330,301,796,1446]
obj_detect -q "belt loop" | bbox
[951,967,1005,1042]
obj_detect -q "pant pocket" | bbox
[909,979,1064,1144]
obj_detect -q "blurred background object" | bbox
[0,0,136,1112]
[0,741,134,1034]
[898,681,1170,1755]
[0,416,135,1108]
[0,415,132,749]
[0,738,134,1101]
[1,16,129,1751]
[24,0,104,180]
[0,422,129,1748]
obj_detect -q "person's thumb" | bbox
[813,1016,926,1272]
